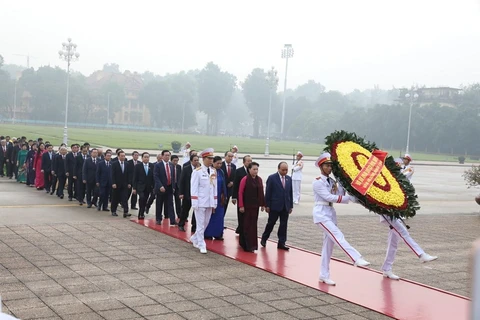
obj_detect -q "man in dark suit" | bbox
[127,151,140,210]
[10,139,21,180]
[96,151,112,212]
[132,152,154,219]
[153,150,175,225]
[5,137,14,178]
[0,139,7,177]
[261,162,294,251]
[42,144,54,194]
[221,151,236,215]
[232,155,252,234]
[170,155,182,220]
[66,144,80,201]
[74,145,88,205]
[182,150,197,168]
[83,148,99,208]
[110,151,131,218]
[52,146,68,199]
[178,154,199,232]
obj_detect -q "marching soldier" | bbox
[190,148,217,254]
[313,152,370,286]
[380,153,437,280]
[401,154,414,180]
[231,145,239,166]
[292,151,304,204]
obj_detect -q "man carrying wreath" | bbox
[313,152,370,286]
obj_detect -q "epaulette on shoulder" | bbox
[195,167,202,171]
[315,177,321,180]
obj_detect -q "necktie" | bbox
[93,158,96,164]
[121,162,124,173]
[327,177,331,185]
[227,163,231,177]
[166,163,171,185]
[106,161,109,167]
[144,164,148,175]
[49,152,52,160]
[282,176,285,188]
[207,168,210,175]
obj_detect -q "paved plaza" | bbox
[0,159,479,319]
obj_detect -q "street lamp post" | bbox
[280,44,294,138]
[265,67,279,156]
[405,91,419,154]
[59,38,80,145]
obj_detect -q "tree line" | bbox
[1,54,479,155]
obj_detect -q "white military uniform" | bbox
[292,157,304,204]
[380,157,425,273]
[190,164,218,252]
[231,146,239,166]
[313,174,362,279]
[181,145,191,165]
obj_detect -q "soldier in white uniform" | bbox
[313,152,370,286]
[401,153,414,180]
[292,151,304,204]
[181,142,191,165]
[190,148,218,254]
[380,153,437,280]
[231,145,239,166]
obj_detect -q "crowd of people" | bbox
[1,135,438,285]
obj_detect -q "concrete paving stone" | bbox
[55,277,91,287]
[247,292,284,302]
[118,296,158,308]
[333,314,371,320]
[33,286,71,299]
[75,268,108,277]
[146,313,187,320]
[356,310,395,320]
[178,288,215,300]
[107,288,144,299]
[137,285,173,296]
[222,295,258,305]
[0,275,18,284]
[337,301,381,314]
[311,304,353,317]
[265,299,304,311]
[0,282,29,292]
[115,272,148,281]
[0,289,37,301]
[258,311,313,320]
[237,302,277,314]
[61,311,105,320]
[164,282,199,293]
[191,280,226,290]
[74,291,111,303]
[167,300,204,313]
[194,297,232,309]
[151,292,187,305]
[291,296,330,307]
[203,285,239,297]
[122,277,158,289]
[274,289,309,300]
[94,280,132,291]
[284,307,328,319]
[230,316,263,320]
[50,302,93,315]
[59,258,89,266]
[63,283,102,295]
[208,305,251,318]
[99,307,143,320]
[84,256,114,263]
[179,309,223,320]
[41,294,82,306]
[84,274,119,283]
[23,279,60,290]
[85,299,126,312]
[132,304,172,316]
[9,306,57,320]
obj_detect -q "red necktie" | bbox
[166,163,171,185]
[227,164,231,177]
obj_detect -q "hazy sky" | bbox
[1,0,480,93]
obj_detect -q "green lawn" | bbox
[1,124,474,162]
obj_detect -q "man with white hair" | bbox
[292,151,304,204]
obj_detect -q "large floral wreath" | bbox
[325,130,419,219]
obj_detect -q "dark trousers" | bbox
[261,209,289,245]
[11,162,17,179]
[174,189,181,219]
[111,186,129,214]
[99,185,111,210]
[85,182,98,205]
[146,191,155,211]
[51,175,58,194]
[155,186,174,223]
[224,191,232,216]
[44,171,53,192]
[56,175,66,196]
[178,197,191,227]
[127,189,138,209]
[138,188,151,217]
[6,161,13,177]
[0,159,6,176]
[235,208,242,234]
[76,180,86,203]
[67,175,76,199]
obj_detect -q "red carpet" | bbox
[132,218,470,320]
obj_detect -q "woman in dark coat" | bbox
[238,162,265,252]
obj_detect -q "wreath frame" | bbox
[324,130,419,219]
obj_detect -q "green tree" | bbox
[292,80,325,102]
[0,69,14,117]
[0,54,4,68]
[197,62,236,135]
[100,82,125,124]
[242,68,275,137]
[140,80,171,127]
[102,63,120,73]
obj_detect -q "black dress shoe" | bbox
[112,212,118,216]
[145,207,149,214]
[215,237,224,241]
[60,195,64,199]
[102,208,109,212]
[50,191,54,195]
[131,207,138,210]
[138,215,144,220]
[260,239,266,247]
[87,204,92,208]
[68,197,73,201]
[204,236,213,240]
[123,213,132,218]
[178,226,185,232]
[277,244,290,251]
[156,220,162,225]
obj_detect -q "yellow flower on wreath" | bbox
[334,141,407,209]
